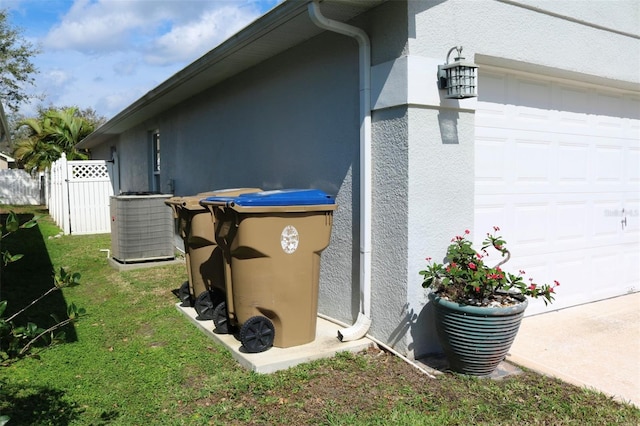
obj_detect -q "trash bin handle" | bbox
[199,199,235,208]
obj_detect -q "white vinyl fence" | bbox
[0,169,43,205]
[48,153,118,235]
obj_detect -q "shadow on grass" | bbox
[0,212,78,344]
[0,380,86,425]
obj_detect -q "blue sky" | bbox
[1,0,282,120]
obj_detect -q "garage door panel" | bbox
[478,71,507,104]
[595,92,626,119]
[558,143,589,182]
[514,139,553,183]
[556,201,589,243]
[592,251,625,295]
[594,200,625,238]
[628,147,640,182]
[622,199,640,238]
[560,87,590,115]
[595,144,625,182]
[515,77,553,111]
[475,68,639,314]
[475,137,508,181]
[624,247,640,292]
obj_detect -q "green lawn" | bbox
[1,205,638,425]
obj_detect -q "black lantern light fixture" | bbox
[437,46,478,99]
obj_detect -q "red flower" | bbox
[554,280,560,286]
[519,270,526,275]
[468,262,477,270]
[493,226,500,231]
[425,257,432,262]
[464,229,470,235]
[475,287,480,292]
[529,284,536,290]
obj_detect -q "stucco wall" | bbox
[370,106,410,349]
[408,0,640,84]
[406,107,476,358]
[114,31,362,327]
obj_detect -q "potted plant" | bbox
[420,227,559,376]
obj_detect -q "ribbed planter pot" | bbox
[428,291,528,376]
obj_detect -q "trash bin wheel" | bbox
[194,289,224,321]
[178,281,192,307]
[212,301,233,334]
[240,316,275,353]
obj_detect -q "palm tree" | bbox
[43,108,93,158]
[13,137,61,172]
[13,107,94,172]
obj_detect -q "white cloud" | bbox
[12,0,283,119]
[44,68,74,87]
[113,58,140,76]
[43,0,263,61]
[145,5,258,65]
[44,0,153,52]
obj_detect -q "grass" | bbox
[1,205,639,425]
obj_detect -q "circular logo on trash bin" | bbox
[281,225,299,254]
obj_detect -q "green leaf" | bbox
[21,216,40,229]
[25,322,40,336]
[67,302,79,318]
[70,272,82,286]
[4,212,19,233]
[0,300,6,317]
[0,414,10,426]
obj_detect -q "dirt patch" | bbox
[188,346,431,423]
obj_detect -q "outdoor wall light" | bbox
[437,46,478,99]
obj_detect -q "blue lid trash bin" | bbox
[200,189,337,352]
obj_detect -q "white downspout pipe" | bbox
[308,0,372,341]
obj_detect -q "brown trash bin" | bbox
[165,188,260,319]
[200,189,337,352]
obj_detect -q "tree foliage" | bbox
[0,9,40,114]
[13,106,100,172]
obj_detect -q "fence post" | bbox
[60,153,71,235]
[50,156,62,230]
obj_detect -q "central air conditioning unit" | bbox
[110,193,175,263]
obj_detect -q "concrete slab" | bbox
[175,303,374,373]
[108,257,184,272]
[508,293,640,407]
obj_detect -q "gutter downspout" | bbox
[308,0,372,342]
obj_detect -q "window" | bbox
[151,130,160,192]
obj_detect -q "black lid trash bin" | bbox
[164,188,260,319]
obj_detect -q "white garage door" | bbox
[474,67,640,315]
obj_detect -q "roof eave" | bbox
[77,0,384,150]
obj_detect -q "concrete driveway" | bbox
[508,292,640,407]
